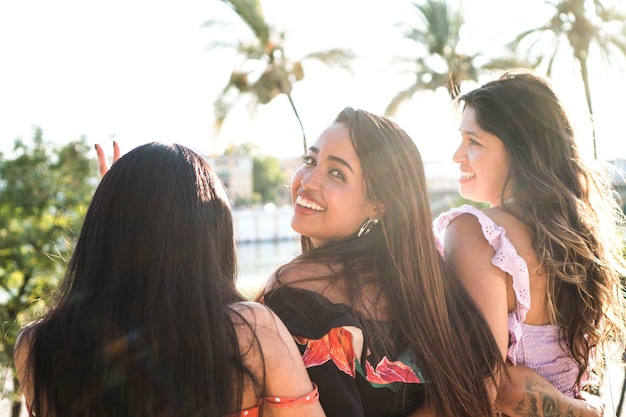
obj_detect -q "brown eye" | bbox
[330,169,345,181]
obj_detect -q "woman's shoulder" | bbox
[268,261,351,303]
[263,286,361,340]
[483,206,524,230]
[436,204,528,245]
[228,301,296,362]
[437,205,530,280]
[483,206,534,256]
[435,205,493,246]
[14,323,39,411]
[14,323,39,363]
[228,303,325,415]
[435,205,495,248]
[228,301,281,335]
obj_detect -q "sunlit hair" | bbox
[271,107,504,416]
[457,68,626,385]
[23,142,260,416]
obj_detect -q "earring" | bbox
[357,218,379,238]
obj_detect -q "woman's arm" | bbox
[496,364,604,417]
[444,213,510,404]
[444,214,510,361]
[233,302,326,417]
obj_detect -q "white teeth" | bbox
[296,195,324,211]
[459,171,475,179]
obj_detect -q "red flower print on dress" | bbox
[296,326,420,385]
[363,356,421,384]
[296,327,359,377]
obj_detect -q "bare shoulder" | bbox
[229,300,274,320]
[484,206,534,258]
[444,211,491,255]
[14,324,36,368]
[270,262,342,296]
[229,301,281,337]
[483,206,529,240]
[228,302,321,404]
[228,301,292,352]
[14,324,37,408]
[277,262,335,284]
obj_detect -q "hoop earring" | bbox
[357,218,379,238]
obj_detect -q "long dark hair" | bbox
[273,108,504,416]
[24,142,255,416]
[457,69,626,384]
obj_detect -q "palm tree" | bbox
[508,0,626,159]
[205,0,355,154]
[385,0,483,116]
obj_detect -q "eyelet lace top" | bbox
[434,204,585,397]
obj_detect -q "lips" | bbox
[296,194,325,212]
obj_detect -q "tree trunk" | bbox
[285,93,307,154]
[578,55,597,159]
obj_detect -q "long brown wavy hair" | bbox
[457,69,626,385]
[268,107,504,416]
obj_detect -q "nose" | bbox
[452,141,465,164]
[293,164,320,192]
[299,167,320,190]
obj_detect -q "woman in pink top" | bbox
[434,69,626,414]
[14,142,324,417]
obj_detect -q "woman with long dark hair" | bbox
[260,107,504,416]
[435,69,625,415]
[14,142,325,417]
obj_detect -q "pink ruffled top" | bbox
[434,205,584,397]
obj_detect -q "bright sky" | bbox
[0,0,624,164]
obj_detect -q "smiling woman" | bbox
[435,69,625,415]
[259,106,505,417]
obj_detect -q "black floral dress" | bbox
[262,287,426,417]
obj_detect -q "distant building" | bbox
[279,156,302,179]
[205,154,253,202]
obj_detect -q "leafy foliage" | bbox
[253,155,287,204]
[386,0,480,114]
[206,0,355,153]
[225,142,287,204]
[508,0,626,159]
[0,129,95,413]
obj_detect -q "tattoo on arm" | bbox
[509,375,580,417]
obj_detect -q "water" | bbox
[236,238,301,298]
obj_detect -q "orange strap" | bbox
[263,383,319,409]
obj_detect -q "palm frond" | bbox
[385,82,428,116]
[482,57,537,71]
[202,19,230,29]
[597,33,626,63]
[300,48,357,74]
[206,39,239,52]
[219,0,270,45]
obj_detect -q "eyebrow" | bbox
[459,128,482,138]
[309,146,354,173]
